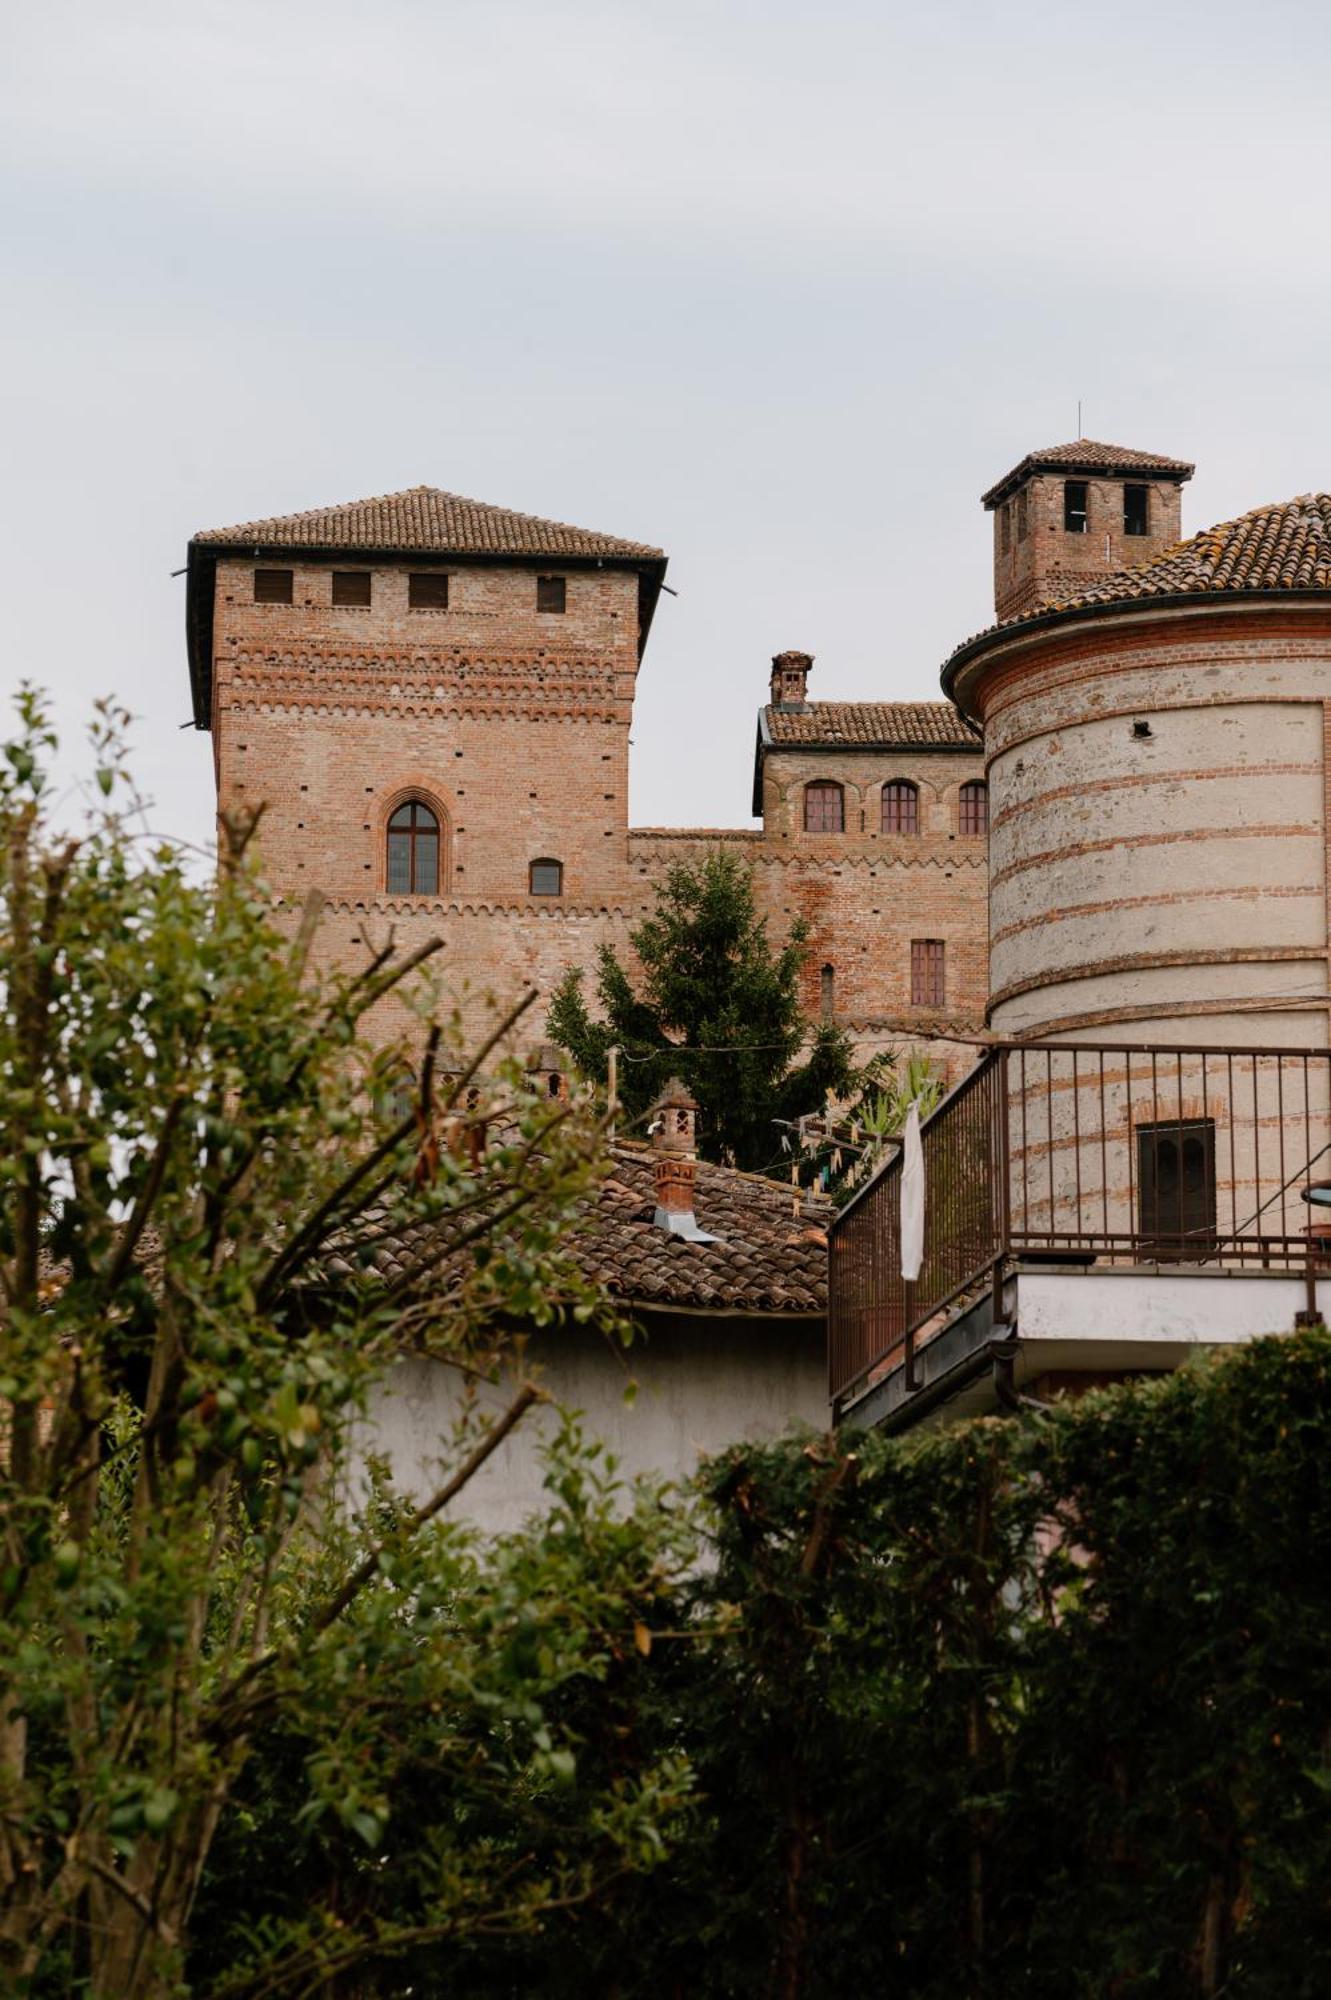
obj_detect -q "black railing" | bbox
[829,1041,1331,1412]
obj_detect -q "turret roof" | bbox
[981,438,1195,509]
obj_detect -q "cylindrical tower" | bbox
[945,491,1331,1051]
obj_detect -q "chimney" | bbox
[769,650,812,710]
[650,1077,720,1241]
[526,1042,569,1103]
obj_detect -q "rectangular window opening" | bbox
[537,575,567,614]
[254,568,293,604]
[1001,502,1011,554]
[1124,483,1150,537]
[409,572,450,609]
[911,938,945,1008]
[1016,490,1028,542]
[1136,1119,1216,1257]
[1063,481,1089,534]
[332,570,372,606]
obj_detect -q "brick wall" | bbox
[992,473,1185,621]
[208,553,990,1087]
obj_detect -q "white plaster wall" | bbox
[1015,1268,1330,1348]
[363,1315,828,1536]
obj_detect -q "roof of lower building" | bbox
[331,1140,830,1319]
[191,484,664,560]
[944,494,1331,704]
[763,701,979,748]
[981,438,1195,509]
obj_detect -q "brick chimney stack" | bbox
[651,1076,705,1234]
[770,650,812,710]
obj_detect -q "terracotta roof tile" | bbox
[764,701,979,749]
[943,494,1331,695]
[192,485,664,561]
[981,438,1195,509]
[338,1142,829,1318]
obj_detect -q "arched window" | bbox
[882,780,919,835]
[804,781,843,834]
[529,858,563,896]
[959,780,989,836]
[386,800,440,895]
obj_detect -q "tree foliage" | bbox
[0,692,691,1998]
[547,850,855,1171]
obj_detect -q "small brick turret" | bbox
[982,439,1194,621]
[769,650,812,710]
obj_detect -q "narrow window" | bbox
[1001,502,1011,554]
[254,568,293,604]
[1016,489,1028,541]
[379,1068,416,1126]
[1124,483,1150,536]
[959,779,989,836]
[911,939,945,1008]
[1137,1120,1216,1256]
[804,781,844,834]
[882,780,919,835]
[537,575,567,613]
[529,858,563,896]
[386,800,440,896]
[332,570,372,606]
[1064,480,1089,534]
[409,572,450,609]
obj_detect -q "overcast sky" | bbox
[4,0,1330,850]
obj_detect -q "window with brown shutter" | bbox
[537,575,567,614]
[332,570,372,607]
[254,569,293,604]
[911,939,945,1008]
[882,780,919,835]
[409,572,450,609]
[804,781,844,833]
[959,780,989,836]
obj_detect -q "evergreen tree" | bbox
[547,849,856,1171]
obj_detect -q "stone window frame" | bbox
[882,779,920,835]
[958,779,989,837]
[376,781,452,899]
[803,780,844,834]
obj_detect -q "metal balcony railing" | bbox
[828,1042,1331,1413]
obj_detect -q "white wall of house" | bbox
[363,1312,828,1536]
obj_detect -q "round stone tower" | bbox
[944,482,1331,1049]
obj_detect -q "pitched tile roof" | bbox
[981,438,1195,509]
[191,485,664,561]
[763,701,980,748]
[943,495,1331,700]
[332,1141,829,1318]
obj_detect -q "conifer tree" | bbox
[547,850,856,1172]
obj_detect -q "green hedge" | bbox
[196,1330,1331,1996]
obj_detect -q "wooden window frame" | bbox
[254,568,293,604]
[911,938,945,1008]
[804,781,844,834]
[408,571,450,610]
[386,799,441,897]
[882,780,919,835]
[958,780,989,837]
[529,857,563,896]
[332,570,372,607]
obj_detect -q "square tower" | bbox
[983,439,1194,621]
